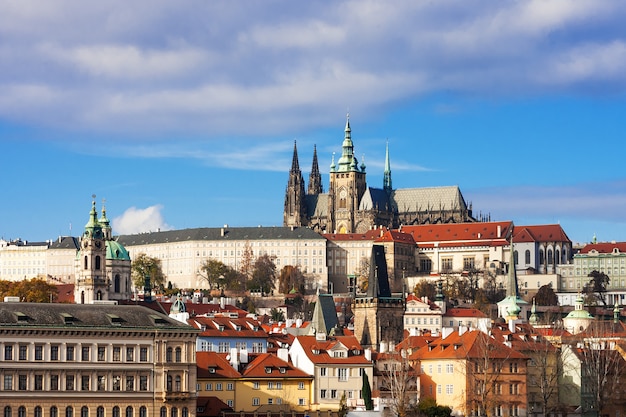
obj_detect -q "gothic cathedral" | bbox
[284,115,476,233]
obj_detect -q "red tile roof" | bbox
[414,329,527,360]
[294,335,370,365]
[242,353,313,379]
[375,230,417,245]
[196,352,242,379]
[191,316,267,338]
[513,224,571,243]
[445,308,487,318]
[580,242,626,254]
[400,221,513,246]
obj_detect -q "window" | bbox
[298,382,305,390]
[126,347,134,362]
[50,375,59,391]
[51,345,59,361]
[320,389,327,399]
[82,346,90,361]
[4,375,12,390]
[298,399,306,406]
[50,407,58,417]
[420,258,432,273]
[82,375,90,391]
[446,363,454,373]
[463,257,475,270]
[207,383,213,391]
[140,375,148,391]
[216,383,222,391]
[139,407,147,417]
[227,383,234,391]
[140,347,148,362]
[437,364,442,374]
[112,407,120,417]
[126,376,134,391]
[113,347,121,362]
[35,345,43,360]
[252,398,260,406]
[218,342,229,353]
[66,375,75,390]
[525,250,531,264]
[81,407,88,417]
[125,407,133,417]
[268,382,274,389]
[166,347,173,362]
[267,399,273,405]
[446,384,454,395]
[113,376,121,391]
[175,347,182,362]
[509,362,518,373]
[437,385,442,394]
[338,368,348,381]
[97,376,106,391]
[320,367,327,377]
[97,346,106,361]
[34,407,42,417]
[441,258,453,271]
[19,345,27,361]
[66,346,75,361]
[253,382,259,390]
[331,389,337,399]
[35,375,43,390]
[97,407,104,417]
[4,345,13,360]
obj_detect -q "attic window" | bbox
[312,349,320,355]
[235,325,242,331]
[14,312,29,323]
[352,348,360,355]
[61,313,75,325]
[107,314,123,326]
[209,367,216,374]
[265,367,272,374]
[150,314,168,325]
[279,367,286,374]
[218,325,225,331]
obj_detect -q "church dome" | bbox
[106,240,131,261]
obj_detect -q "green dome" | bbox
[565,309,594,319]
[106,240,131,261]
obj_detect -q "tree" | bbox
[0,278,58,302]
[130,253,165,290]
[270,308,285,322]
[418,398,452,417]
[338,393,348,417]
[362,370,374,410]
[584,270,610,306]
[239,241,254,291]
[413,279,436,300]
[249,254,277,295]
[535,283,558,306]
[378,348,418,417]
[278,265,304,294]
[356,256,370,293]
[198,259,228,290]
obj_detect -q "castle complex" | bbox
[284,115,476,234]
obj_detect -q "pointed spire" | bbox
[337,113,359,172]
[507,232,520,299]
[383,139,392,192]
[290,140,300,173]
[529,298,539,325]
[99,198,112,240]
[308,145,323,195]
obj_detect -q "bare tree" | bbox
[377,347,418,417]
[356,256,370,293]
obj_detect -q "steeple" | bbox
[283,141,307,227]
[99,199,112,240]
[336,114,361,173]
[497,229,529,322]
[84,196,103,240]
[307,145,323,195]
[383,140,392,192]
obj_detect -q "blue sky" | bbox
[1,0,626,245]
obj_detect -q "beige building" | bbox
[0,302,198,417]
[0,239,49,281]
[117,226,328,291]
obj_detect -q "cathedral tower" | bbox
[328,115,367,233]
[283,141,307,227]
[307,145,323,195]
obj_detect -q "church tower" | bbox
[283,141,307,227]
[75,198,132,304]
[307,145,323,195]
[328,115,367,233]
[383,140,392,193]
[75,198,109,304]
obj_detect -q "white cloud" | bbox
[112,205,173,235]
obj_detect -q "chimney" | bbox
[229,347,239,369]
[497,225,501,238]
[277,348,289,363]
[364,348,371,361]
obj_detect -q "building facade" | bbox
[0,302,198,417]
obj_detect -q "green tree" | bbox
[338,393,348,417]
[535,283,558,306]
[249,254,277,295]
[131,253,165,290]
[362,371,374,410]
[584,270,610,306]
[270,308,285,322]
[198,259,229,290]
[239,241,254,291]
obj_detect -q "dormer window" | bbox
[312,349,320,355]
[279,367,286,374]
[218,325,225,331]
[209,367,216,374]
[265,367,272,374]
[352,349,360,355]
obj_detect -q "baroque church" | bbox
[284,115,476,234]
[74,199,132,304]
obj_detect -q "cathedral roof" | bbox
[359,187,392,211]
[513,224,571,243]
[391,186,468,213]
[304,193,328,218]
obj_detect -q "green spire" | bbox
[336,114,360,172]
[383,139,392,192]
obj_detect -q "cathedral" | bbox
[74,199,132,304]
[284,116,476,233]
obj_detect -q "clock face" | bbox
[340,189,347,199]
[95,241,102,249]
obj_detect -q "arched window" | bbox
[547,249,553,265]
[525,250,531,265]
[5,407,11,417]
[97,407,104,417]
[96,291,102,301]
[34,407,42,417]
[125,407,133,417]
[18,407,25,417]
[160,408,167,417]
[81,291,85,304]
[181,408,188,417]
[555,248,560,264]
[112,407,120,417]
[175,347,182,363]
[513,251,518,265]
[166,347,173,362]
[81,407,89,417]
[66,407,73,417]
[175,375,181,391]
[171,408,178,417]
[166,375,173,392]
[95,256,101,270]
[139,407,147,417]
[539,249,545,265]
[84,256,88,270]
[114,275,121,293]
[50,407,58,417]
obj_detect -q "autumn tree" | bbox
[535,283,558,306]
[356,256,370,293]
[131,253,165,290]
[413,279,436,300]
[278,265,304,294]
[0,278,58,302]
[239,241,254,291]
[198,259,231,291]
[249,254,277,295]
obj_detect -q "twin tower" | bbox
[283,116,475,234]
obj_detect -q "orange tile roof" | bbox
[242,353,313,379]
[295,335,370,365]
[445,308,487,318]
[192,316,268,338]
[401,221,513,245]
[375,230,417,245]
[580,242,626,254]
[513,224,571,243]
[196,351,242,379]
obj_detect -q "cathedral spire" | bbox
[308,145,323,195]
[283,141,306,227]
[383,139,392,192]
[290,140,300,173]
[337,113,359,172]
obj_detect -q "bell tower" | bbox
[328,114,367,233]
[75,196,109,304]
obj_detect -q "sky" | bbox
[1,0,626,246]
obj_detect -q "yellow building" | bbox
[0,301,198,417]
